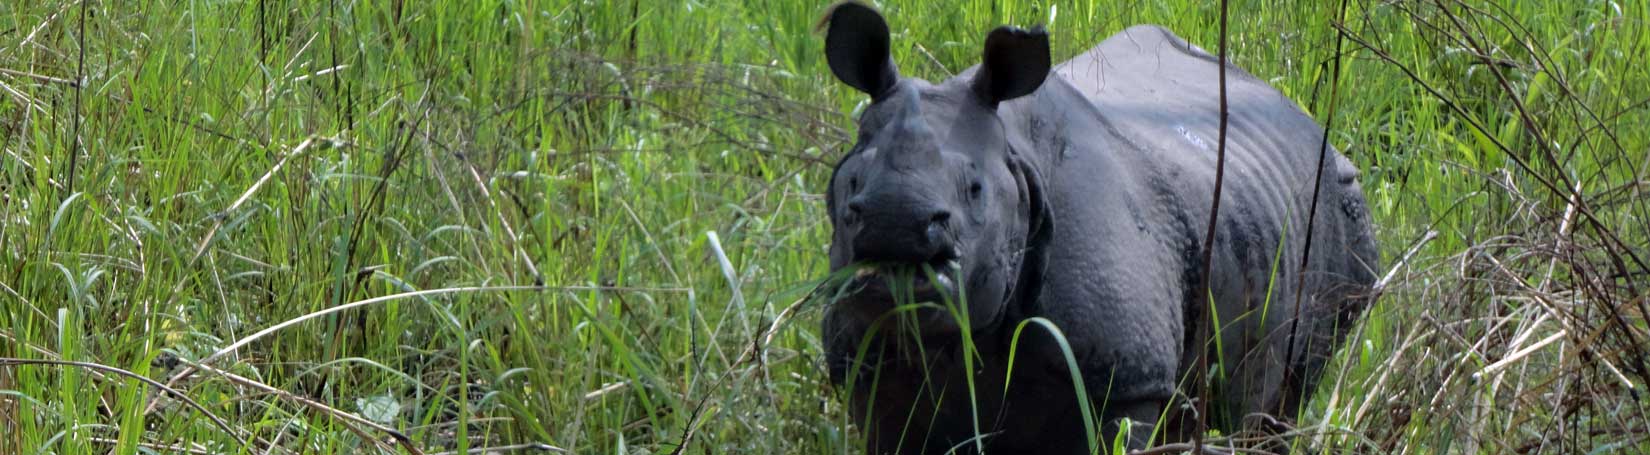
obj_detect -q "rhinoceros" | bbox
[817,2,1379,453]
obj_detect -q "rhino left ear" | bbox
[972,25,1051,107]
[822,1,899,100]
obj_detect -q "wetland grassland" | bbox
[2,0,1647,453]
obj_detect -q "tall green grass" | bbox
[1,0,1644,453]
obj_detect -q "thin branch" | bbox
[88,437,212,455]
[0,67,79,86]
[1374,230,1440,294]
[1193,0,1232,449]
[428,443,568,455]
[62,0,88,196]
[1282,0,1353,409]
[161,285,546,388]
[1473,330,1567,380]
[183,361,423,455]
[191,135,336,261]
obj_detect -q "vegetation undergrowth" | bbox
[1,0,1645,453]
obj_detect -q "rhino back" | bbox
[1052,23,1378,339]
[998,24,1379,425]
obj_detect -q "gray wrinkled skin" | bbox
[820,3,1379,454]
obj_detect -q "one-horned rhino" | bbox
[818,2,1379,454]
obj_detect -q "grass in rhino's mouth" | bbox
[845,261,962,305]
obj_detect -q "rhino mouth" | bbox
[839,259,962,311]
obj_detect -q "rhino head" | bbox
[822,1,1055,337]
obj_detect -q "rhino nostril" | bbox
[928,210,952,226]
[925,210,955,260]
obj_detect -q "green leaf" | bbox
[357,395,402,425]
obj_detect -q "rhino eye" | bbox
[849,176,861,192]
[968,181,983,199]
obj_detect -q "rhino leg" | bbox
[1103,399,1164,450]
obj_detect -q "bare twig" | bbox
[1474,331,1567,380]
[62,0,88,195]
[87,437,212,455]
[456,141,542,284]
[1374,230,1440,294]
[0,67,78,86]
[1281,0,1353,417]
[583,381,630,402]
[1130,442,1266,455]
[161,285,546,389]
[1192,1,1232,450]
[184,361,423,455]
[670,283,817,455]
[191,135,337,260]
[428,443,568,455]
[12,0,78,54]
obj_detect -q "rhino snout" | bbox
[845,196,958,265]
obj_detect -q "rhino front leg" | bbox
[1102,398,1165,451]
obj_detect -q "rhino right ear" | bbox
[972,25,1050,107]
[821,2,899,100]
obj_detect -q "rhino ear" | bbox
[972,25,1051,107]
[822,2,899,100]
